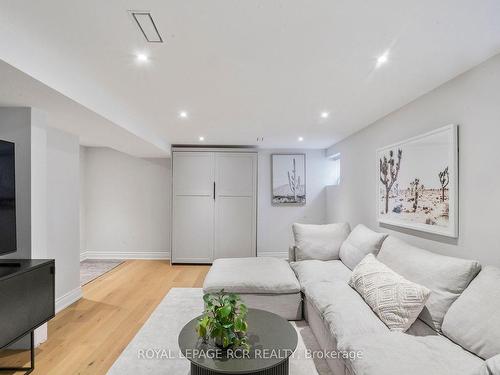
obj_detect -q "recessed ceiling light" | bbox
[298,136,304,142]
[136,53,149,63]
[376,51,389,67]
[178,111,188,119]
[320,111,330,119]
[199,136,205,142]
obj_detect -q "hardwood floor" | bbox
[0,260,210,375]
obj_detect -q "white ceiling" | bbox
[1,0,500,156]
[0,60,168,157]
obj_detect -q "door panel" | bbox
[172,152,214,263]
[172,195,214,263]
[216,153,255,196]
[214,153,257,259]
[215,196,254,258]
[173,152,214,196]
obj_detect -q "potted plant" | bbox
[196,289,250,350]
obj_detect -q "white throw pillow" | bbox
[339,224,388,270]
[349,254,431,332]
[292,222,350,261]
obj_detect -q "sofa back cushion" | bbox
[339,224,388,270]
[377,236,481,332]
[442,266,500,359]
[486,355,500,374]
[292,222,351,261]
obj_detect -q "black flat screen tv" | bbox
[0,140,16,255]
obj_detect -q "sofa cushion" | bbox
[377,236,481,332]
[406,318,439,337]
[339,224,388,270]
[292,222,351,261]
[349,254,430,332]
[304,281,388,347]
[342,332,485,375]
[203,257,300,294]
[486,355,500,375]
[442,266,500,359]
[290,260,351,289]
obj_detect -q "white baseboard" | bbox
[56,287,82,313]
[80,251,88,261]
[82,251,170,260]
[258,251,289,259]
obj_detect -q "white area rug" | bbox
[80,259,124,286]
[107,288,332,375]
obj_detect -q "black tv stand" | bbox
[0,259,55,375]
[0,262,22,267]
[0,331,34,374]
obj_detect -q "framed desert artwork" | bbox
[377,125,458,237]
[271,154,306,205]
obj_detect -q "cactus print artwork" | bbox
[377,125,458,238]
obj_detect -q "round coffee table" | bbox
[178,308,298,375]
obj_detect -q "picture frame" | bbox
[271,153,306,205]
[377,124,458,237]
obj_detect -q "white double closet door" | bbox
[172,151,257,263]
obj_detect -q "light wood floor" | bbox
[0,260,210,375]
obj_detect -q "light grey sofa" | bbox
[204,223,500,375]
[289,224,499,375]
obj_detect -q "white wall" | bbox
[47,127,81,309]
[81,147,171,259]
[30,109,47,260]
[79,146,86,257]
[326,53,500,267]
[0,108,67,345]
[257,149,330,257]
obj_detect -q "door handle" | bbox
[213,181,216,200]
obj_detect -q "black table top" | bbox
[178,308,298,374]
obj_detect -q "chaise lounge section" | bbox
[203,256,302,320]
[204,223,500,375]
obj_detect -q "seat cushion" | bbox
[292,222,351,261]
[442,266,500,359]
[349,254,430,332]
[237,293,302,321]
[203,257,300,294]
[290,259,352,288]
[377,236,481,331]
[342,332,485,375]
[304,281,388,347]
[339,224,388,270]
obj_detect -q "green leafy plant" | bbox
[196,289,250,350]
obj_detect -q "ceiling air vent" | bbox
[131,11,163,43]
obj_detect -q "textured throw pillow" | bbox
[349,254,431,332]
[292,223,351,261]
[339,224,388,270]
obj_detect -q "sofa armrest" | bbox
[288,245,298,262]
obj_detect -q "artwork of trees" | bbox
[409,178,424,212]
[439,167,449,202]
[379,149,402,214]
[287,158,301,202]
[377,125,457,237]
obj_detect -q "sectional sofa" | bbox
[203,223,500,375]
